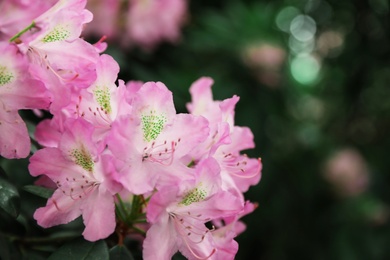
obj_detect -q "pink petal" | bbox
[143,215,178,260]
[0,109,30,159]
[81,189,116,241]
[34,188,82,228]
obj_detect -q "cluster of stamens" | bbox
[222,152,261,178]
[169,212,216,260]
[53,174,99,211]
[142,138,181,165]
[27,47,79,82]
[75,95,112,128]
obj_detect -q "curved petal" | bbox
[143,215,178,260]
[34,188,82,227]
[81,189,116,241]
[0,109,30,159]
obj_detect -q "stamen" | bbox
[170,213,216,259]
[142,141,175,166]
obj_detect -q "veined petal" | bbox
[175,191,243,221]
[186,77,214,115]
[143,215,178,260]
[81,188,116,241]
[34,188,82,228]
[0,109,30,158]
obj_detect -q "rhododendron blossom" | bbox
[0,42,50,158]
[0,0,56,40]
[144,158,243,260]
[29,119,121,241]
[107,81,209,194]
[187,77,262,196]
[20,0,98,112]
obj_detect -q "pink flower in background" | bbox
[143,158,243,260]
[84,0,121,39]
[84,0,188,50]
[323,148,369,197]
[0,42,50,158]
[125,0,187,49]
[29,119,121,241]
[242,43,286,87]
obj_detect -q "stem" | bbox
[129,195,140,219]
[132,218,147,223]
[131,225,146,236]
[9,21,36,42]
[115,203,126,223]
[116,194,126,209]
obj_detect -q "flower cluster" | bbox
[0,0,262,259]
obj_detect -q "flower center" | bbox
[180,187,207,206]
[93,86,112,113]
[141,110,166,142]
[42,25,70,43]
[70,146,94,172]
[0,66,14,86]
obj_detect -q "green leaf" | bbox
[0,208,26,235]
[0,166,8,178]
[23,185,54,199]
[109,245,134,260]
[0,234,22,260]
[48,237,109,260]
[0,174,20,218]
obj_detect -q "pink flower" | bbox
[323,148,369,197]
[186,77,237,158]
[0,109,31,159]
[0,42,50,158]
[124,0,188,50]
[29,118,121,241]
[34,118,63,148]
[0,0,56,40]
[143,158,243,260]
[214,126,262,194]
[83,0,188,50]
[242,43,286,87]
[57,54,131,141]
[34,54,131,150]
[211,201,257,259]
[19,0,98,112]
[107,81,209,194]
[84,0,121,39]
[187,77,262,194]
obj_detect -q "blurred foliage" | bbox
[1,0,390,259]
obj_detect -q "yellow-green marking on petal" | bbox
[180,187,207,206]
[42,25,70,43]
[141,110,166,142]
[0,66,14,86]
[94,86,112,113]
[70,146,94,172]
